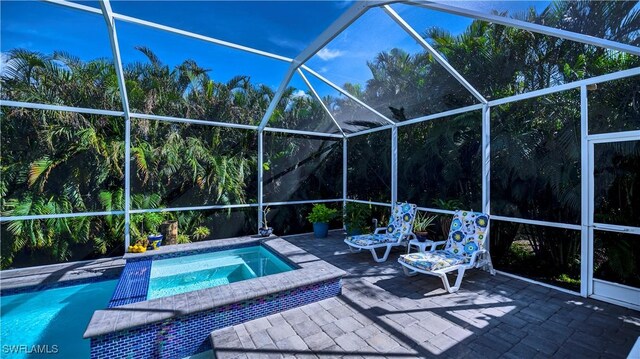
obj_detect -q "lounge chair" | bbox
[397,210,495,293]
[344,202,417,263]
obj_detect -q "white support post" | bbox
[100,0,132,251]
[580,85,590,297]
[482,104,490,215]
[481,104,490,254]
[258,130,264,231]
[343,137,348,229]
[382,5,487,104]
[391,126,398,204]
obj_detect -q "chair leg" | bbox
[402,265,418,277]
[348,246,362,253]
[485,253,496,275]
[440,268,467,293]
[370,246,392,263]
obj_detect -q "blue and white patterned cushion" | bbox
[345,202,417,246]
[399,251,469,271]
[346,233,399,246]
[444,210,489,259]
[386,202,418,237]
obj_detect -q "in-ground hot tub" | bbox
[84,236,346,359]
[147,245,295,300]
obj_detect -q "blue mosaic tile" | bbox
[91,278,342,359]
[108,259,152,308]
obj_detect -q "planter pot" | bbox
[147,234,163,248]
[258,227,273,237]
[313,222,329,238]
[345,225,362,236]
[415,231,429,242]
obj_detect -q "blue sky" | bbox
[1,1,548,95]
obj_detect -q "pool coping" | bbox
[84,235,346,338]
[0,258,125,295]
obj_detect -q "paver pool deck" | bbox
[210,231,640,358]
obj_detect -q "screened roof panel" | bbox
[268,71,341,134]
[302,68,391,134]
[305,6,478,122]
[115,19,290,125]
[394,3,639,101]
[0,1,121,110]
[431,1,640,47]
[109,1,350,58]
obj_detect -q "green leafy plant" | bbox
[413,212,437,234]
[307,204,338,224]
[344,203,371,233]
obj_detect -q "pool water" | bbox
[0,280,118,358]
[148,246,294,299]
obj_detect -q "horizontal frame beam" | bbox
[0,100,125,117]
[488,67,640,107]
[130,112,258,130]
[406,1,640,56]
[345,125,394,138]
[130,204,258,214]
[0,211,125,223]
[264,199,342,207]
[263,127,343,139]
[345,199,393,207]
[492,215,582,230]
[395,103,484,128]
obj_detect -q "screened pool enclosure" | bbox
[1,0,638,309]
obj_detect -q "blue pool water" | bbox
[0,280,118,358]
[148,246,294,299]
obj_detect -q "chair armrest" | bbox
[374,227,387,234]
[468,249,487,266]
[399,232,416,244]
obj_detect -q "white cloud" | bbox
[316,48,344,61]
[291,89,311,100]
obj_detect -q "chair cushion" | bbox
[346,234,399,246]
[444,211,489,259]
[399,250,469,271]
[387,202,417,237]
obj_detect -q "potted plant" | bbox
[344,202,371,236]
[413,212,437,242]
[307,204,338,238]
[144,212,165,248]
[258,206,273,237]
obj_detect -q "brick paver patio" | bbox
[210,231,640,358]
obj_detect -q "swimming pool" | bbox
[148,245,294,299]
[1,280,117,358]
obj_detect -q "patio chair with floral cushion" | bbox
[344,202,417,263]
[397,210,495,293]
